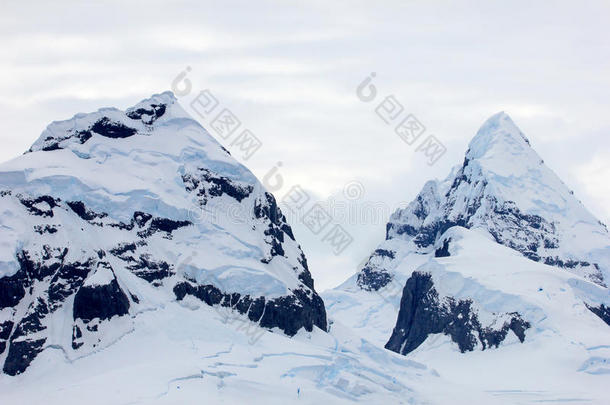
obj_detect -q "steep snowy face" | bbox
[362,112,610,290]
[0,92,326,375]
[332,112,610,358]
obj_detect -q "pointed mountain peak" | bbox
[466,111,531,162]
[126,91,179,117]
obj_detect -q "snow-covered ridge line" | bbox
[326,112,609,367]
[0,91,327,375]
[361,112,610,291]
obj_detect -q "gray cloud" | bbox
[1,0,609,290]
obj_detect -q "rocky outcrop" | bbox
[72,264,130,323]
[385,272,530,355]
[174,282,326,336]
[358,112,608,292]
[356,249,396,291]
[586,304,610,326]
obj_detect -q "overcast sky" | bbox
[1,0,609,291]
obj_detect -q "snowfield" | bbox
[325,226,610,403]
[0,299,434,404]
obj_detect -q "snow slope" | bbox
[380,112,609,286]
[1,96,608,404]
[0,92,325,376]
[0,297,438,404]
[324,112,610,403]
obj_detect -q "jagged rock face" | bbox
[385,272,530,355]
[356,249,395,291]
[342,112,610,358]
[174,281,326,336]
[358,112,610,291]
[586,304,610,326]
[0,92,327,375]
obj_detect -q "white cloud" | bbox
[576,154,610,224]
[0,0,609,290]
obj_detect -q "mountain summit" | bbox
[0,92,326,376]
[324,112,609,401]
[0,93,438,405]
[374,112,609,289]
[466,111,531,160]
[1,101,608,403]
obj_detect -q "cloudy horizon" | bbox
[2,0,609,290]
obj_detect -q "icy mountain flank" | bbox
[0,92,326,375]
[325,112,610,363]
[364,112,609,290]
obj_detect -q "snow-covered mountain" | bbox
[0,92,450,405]
[324,112,610,402]
[1,97,608,404]
[363,112,609,291]
[0,92,327,376]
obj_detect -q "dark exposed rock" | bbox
[356,248,397,291]
[126,103,166,124]
[0,247,101,374]
[76,130,93,144]
[109,242,137,259]
[29,129,92,153]
[12,298,49,340]
[385,272,530,355]
[91,117,137,139]
[133,211,152,227]
[1,249,78,311]
[1,248,66,310]
[254,192,281,222]
[0,195,192,375]
[586,303,610,326]
[380,152,605,285]
[297,252,315,290]
[110,242,172,282]
[174,282,225,306]
[72,325,83,350]
[0,320,13,340]
[126,255,172,282]
[48,260,94,310]
[73,265,130,323]
[3,338,46,376]
[282,224,295,241]
[2,297,50,376]
[386,222,417,240]
[416,219,467,248]
[357,267,392,291]
[374,249,395,259]
[0,320,13,356]
[254,192,302,266]
[18,195,59,217]
[435,238,451,257]
[63,199,191,240]
[136,217,191,239]
[262,226,285,260]
[173,282,327,336]
[259,289,327,336]
[182,168,253,205]
[0,267,27,310]
[67,201,107,221]
[33,224,59,234]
